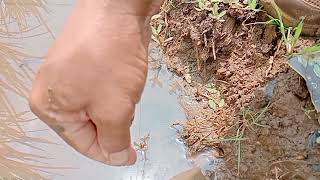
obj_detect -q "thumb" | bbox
[89,97,137,166]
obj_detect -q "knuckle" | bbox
[29,90,42,115]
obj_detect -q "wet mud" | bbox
[155,1,320,179]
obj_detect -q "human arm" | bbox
[30,0,163,166]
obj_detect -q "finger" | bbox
[53,111,96,152]
[31,101,98,159]
[30,77,109,163]
[89,97,137,166]
[44,109,111,163]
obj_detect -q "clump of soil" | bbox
[155,0,320,179]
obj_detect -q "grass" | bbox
[151,17,165,44]
[246,0,258,10]
[0,105,55,179]
[221,105,270,177]
[245,0,304,55]
[299,43,320,55]
[241,105,269,130]
[267,0,304,55]
[150,0,176,45]
[195,0,226,20]
[0,0,53,38]
[0,0,55,178]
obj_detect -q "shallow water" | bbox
[3,1,195,179]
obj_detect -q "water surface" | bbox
[7,1,194,179]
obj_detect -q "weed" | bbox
[225,105,270,177]
[247,1,304,54]
[195,0,211,11]
[244,0,261,11]
[300,43,320,55]
[195,0,227,20]
[241,105,270,130]
[150,0,176,45]
[209,3,227,20]
[219,126,246,177]
[247,0,257,10]
[236,126,245,177]
[151,19,165,44]
[267,1,304,55]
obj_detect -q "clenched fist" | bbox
[30,0,163,166]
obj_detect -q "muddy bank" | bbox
[155,1,320,179]
[223,70,320,179]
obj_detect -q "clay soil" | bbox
[155,1,320,179]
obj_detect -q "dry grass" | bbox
[0,0,54,178]
[0,0,53,37]
[0,104,51,179]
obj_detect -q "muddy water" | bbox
[7,1,195,179]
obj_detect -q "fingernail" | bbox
[109,148,130,166]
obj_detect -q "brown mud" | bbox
[155,1,320,179]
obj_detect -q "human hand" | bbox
[30,0,163,166]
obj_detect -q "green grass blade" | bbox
[301,44,320,54]
[293,18,304,45]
